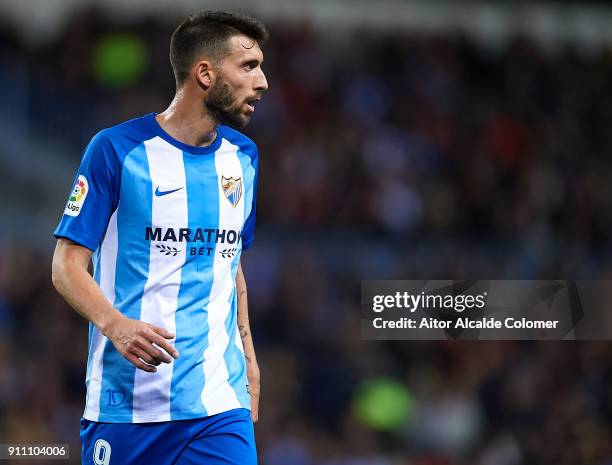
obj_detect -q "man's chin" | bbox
[205,103,250,129]
[223,113,251,129]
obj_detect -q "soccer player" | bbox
[51,11,268,465]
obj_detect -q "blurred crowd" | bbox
[1,6,612,465]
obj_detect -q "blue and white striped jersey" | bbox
[54,113,258,423]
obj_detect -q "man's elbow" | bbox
[51,244,71,292]
[51,239,91,294]
[51,252,64,291]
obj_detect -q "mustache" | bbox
[245,92,264,103]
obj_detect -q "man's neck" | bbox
[156,89,218,147]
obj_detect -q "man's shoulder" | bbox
[89,114,154,158]
[94,113,153,142]
[220,125,258,159]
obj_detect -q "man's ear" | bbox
[194,60,215,90]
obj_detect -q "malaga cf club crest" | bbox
[221,176,242,207]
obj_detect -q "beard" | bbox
[205,76,250,129]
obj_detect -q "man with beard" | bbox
[51,11,268,465]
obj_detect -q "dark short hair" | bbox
[170,11,269,86]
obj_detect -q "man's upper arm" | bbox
[54,130,121,252]
[236,262,245,285]
[53,238,93,273]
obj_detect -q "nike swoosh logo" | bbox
[155,186,184,197]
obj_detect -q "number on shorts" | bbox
[93,439,111,465]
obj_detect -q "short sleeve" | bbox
[241,149,258,251]
[54,131,121,251]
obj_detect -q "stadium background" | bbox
[1,0,612,463]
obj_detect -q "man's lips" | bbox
[245,96,261,112]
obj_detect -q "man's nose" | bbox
[254,69,268,92]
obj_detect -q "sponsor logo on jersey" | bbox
[145,227,242,244]
[221,176,242,207]
[64,175,89,217]
[145,227,242,258]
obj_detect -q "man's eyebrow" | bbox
[241,58,263,65]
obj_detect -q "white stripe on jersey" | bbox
[201,139,244,415]
[132,137,186,422]
[85,208,118,421]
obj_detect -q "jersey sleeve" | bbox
[241,147,258,251]
[54,130,121,251]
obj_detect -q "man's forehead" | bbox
[225,34,263,60]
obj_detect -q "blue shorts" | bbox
[80,408,256,465]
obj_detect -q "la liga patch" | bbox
[64,174,89,217]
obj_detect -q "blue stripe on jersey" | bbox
[223,265,250,408]
[170,152,220,419]
[86,248,102,396]
[84,322,95,407]
[92,247,101,283]
[220,147,257,407]
[220,126,258,249]
[237,150,257,231]
[98,143,152,422]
